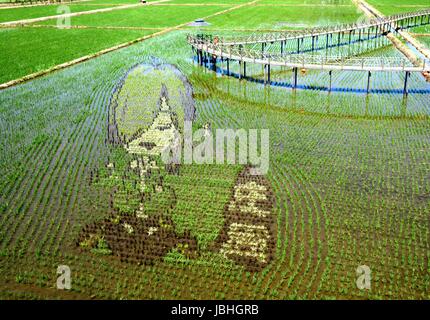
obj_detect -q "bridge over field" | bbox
[188,9,430,95]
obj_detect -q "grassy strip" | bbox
[35,4,233,27]
[0,1,172,25]
[0,4,118,23]
[203,5,362,30]
[367,0,430,6]
[0,27,155,84]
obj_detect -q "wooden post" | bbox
[227,59,230,76]
[211,55,217,72]
[403,71,410,96]
[263,64,266,85]
[328,70,332,92]
[293,67,298,89]
[267,64,271,84]
[243,61,246,78]
[239,60,242,80]
[366,71,371,94]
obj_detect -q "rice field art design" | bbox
[78,60,276,271]
[79,61,197,264]
[216,167,276,271]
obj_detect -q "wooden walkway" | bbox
[189,38,428,72]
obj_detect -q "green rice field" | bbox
[0,0,429,301]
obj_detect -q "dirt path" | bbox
[353,0,430,81]
[411,33,430,37]
[0,0,261,89]
[1,23,165,30]
[148,3,232,6]
[0,0,93,10]
[3,23,296,33]
[254,3,353,7]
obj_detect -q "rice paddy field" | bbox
[0,0,429,300]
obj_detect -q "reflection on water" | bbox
[190,65,430,119]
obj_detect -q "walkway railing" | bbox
[216,9,430,45]
[188,36,429,72]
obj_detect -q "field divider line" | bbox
[0,0,171,26]
[0,0,259,90]
[36,3,138,7]
[178,27,297,32]
[1,24,299,33]
[0,23,166,30]
[410,33,430,37]
[150,3,232,6]
[253,4,353,7]
[394,5,430,8]
[0,0,94,10]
